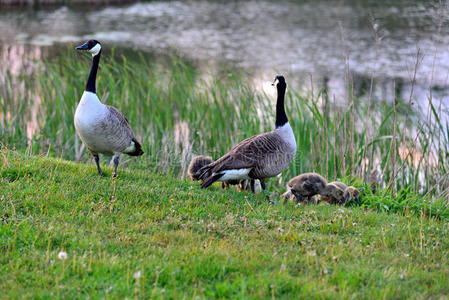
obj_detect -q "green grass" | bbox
[1,148,449,299]
[2,47,449,197]
[1,47,448,219]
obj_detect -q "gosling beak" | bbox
[76,42,89,50]
[341,196,346,204]
[354,197,360,205]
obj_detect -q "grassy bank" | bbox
[1,47,448,207]
[1,149,449,298]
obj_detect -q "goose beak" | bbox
[341,196,346,204]
[272,78,279,86]
[76,42,89,50]
[354,197,360,205]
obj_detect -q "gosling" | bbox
[343,186,360,204]
[318,183,345,205]
[188,155,213,181]
[284,173,327,204]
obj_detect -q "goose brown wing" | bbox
[210,131,284,173]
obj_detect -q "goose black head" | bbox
[76,40,101,56]
[272,75,287,89]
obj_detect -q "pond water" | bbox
[1,0,449,109]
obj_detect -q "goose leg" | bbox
[260,180,274,205]
[93,153,102,176]
[250,180,255,193]
[112,154,120,177]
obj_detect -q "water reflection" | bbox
[1,1,449,99]
[0,44,43,140]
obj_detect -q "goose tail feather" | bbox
[197,165,213,180]
[201,173,223,189]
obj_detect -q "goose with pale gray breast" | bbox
[198,75,296,203]
[74,40,143,177]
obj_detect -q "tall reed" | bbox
[1,48,448,207]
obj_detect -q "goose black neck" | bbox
[85,51,101,94]
[275,84,288,128]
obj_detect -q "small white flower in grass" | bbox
[338,208,345,214]
[399,274,405,280]
[133,271,141,279]
[332,256,337,260]
[404,253,410,258]
[323,268,328,274]
[352,223,357,226]
[58,251,67,260]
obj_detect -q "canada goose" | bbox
[318,183,345,205]
[74,40,143,177]
[343,186,360,204]
[284,173,327,204]
[198,75,296,203]
[188,155,213,181]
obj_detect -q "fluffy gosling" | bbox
[284,173,327,204]
[188,155,213,181]
[344,186,360,204]
[318,183,345,205]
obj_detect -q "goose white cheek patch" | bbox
[89,44,102,56]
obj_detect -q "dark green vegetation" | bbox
[1,149,449,298]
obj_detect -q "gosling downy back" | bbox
[188,155,213,181]
[319,183,345,205]
[286,172,327,202]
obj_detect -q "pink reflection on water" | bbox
[0,44,43,141]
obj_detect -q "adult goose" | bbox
[74,40,143,177]
[198,75,296,203]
